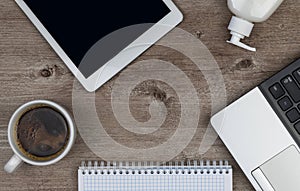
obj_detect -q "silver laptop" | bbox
[211,58,300,191]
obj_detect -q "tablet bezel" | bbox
[15,0,183,92]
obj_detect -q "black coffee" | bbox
[16,107,69,160]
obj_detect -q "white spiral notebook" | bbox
[78,160,232,191]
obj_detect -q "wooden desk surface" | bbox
[0,0,299,190]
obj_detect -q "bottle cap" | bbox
[227,16,256,52]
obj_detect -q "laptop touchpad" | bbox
[253,146,300,191]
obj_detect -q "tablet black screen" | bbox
[23,0,171,78]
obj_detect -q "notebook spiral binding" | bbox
[79,160,231,175]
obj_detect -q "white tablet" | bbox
[15,0,183,92]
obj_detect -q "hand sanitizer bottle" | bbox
[227,0,284,51]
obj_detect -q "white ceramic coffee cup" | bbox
[4,100,76,173]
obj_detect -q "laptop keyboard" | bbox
[269,73,300,123]
[260,58,300,146]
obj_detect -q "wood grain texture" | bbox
[0,0,300,190]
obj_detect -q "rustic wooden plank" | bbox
[0,0,299,190]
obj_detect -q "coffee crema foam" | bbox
[14,107,70,161]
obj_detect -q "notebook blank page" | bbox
[78,168,232,191]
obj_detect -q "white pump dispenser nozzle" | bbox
[227,16,256,52]
[226,0,284,51]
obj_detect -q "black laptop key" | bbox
[269,83,285,99]
[278,96,293,111]
[295,121,300,135]
[281,76,300,103]
[293,69,300,85]
[286,108,300,123]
